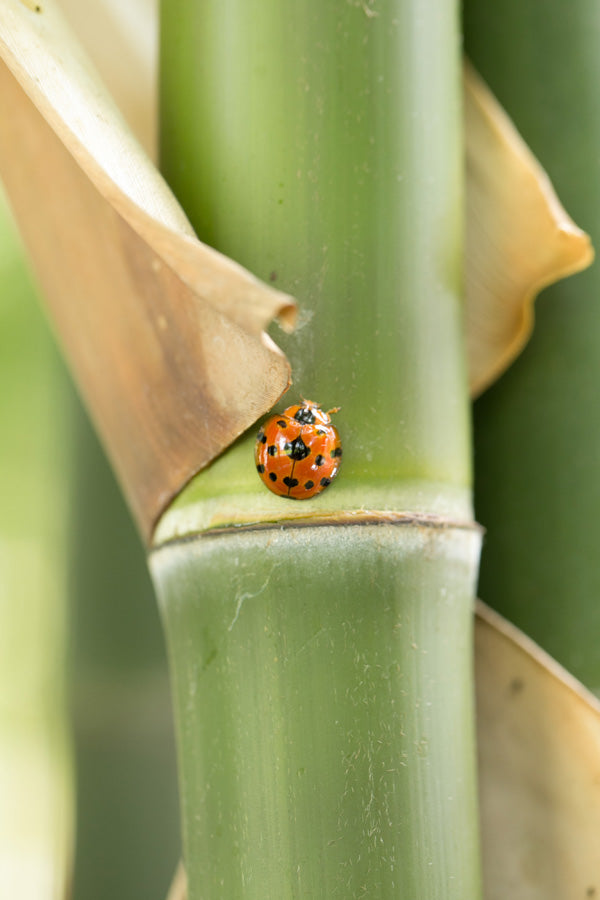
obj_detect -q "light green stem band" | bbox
[152,523,481,899]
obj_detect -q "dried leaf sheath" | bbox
[0,1,295,542]
[476,602,600,899]
[464,63,593,397]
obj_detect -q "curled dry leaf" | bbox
[0,0,296,542]
[476,601,600,899]
[465,63,594,397]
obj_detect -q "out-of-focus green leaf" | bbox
[0,188,72,900]
[464,0,600,694]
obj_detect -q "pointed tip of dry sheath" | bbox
[0,0,296,542]
[165,861,187,900]
[465,62,594,398]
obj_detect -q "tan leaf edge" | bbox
[165,861,187,900]
[0,0,296,541]
[476,600,600,899]
[465,62,594,397]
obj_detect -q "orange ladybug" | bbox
[255,400,342,499]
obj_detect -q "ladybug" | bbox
[255,400,342,499]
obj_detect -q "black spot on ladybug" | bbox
[286,437,310,461]
[331,447,342,458]
[267,445,277,456]
[283,476,299,488]
[316,429,326,436]
[294,407,316,425]
[258,429,266,443]
[269,472,277,482]
[304,480,314,490]
[314,454,325,467]
[256,464,265,473]
[320,477,331,487]
[277,419,287,428]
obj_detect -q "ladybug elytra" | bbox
[255,400,342,499]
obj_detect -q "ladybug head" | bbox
[283,400,339,426]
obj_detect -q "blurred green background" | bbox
[0,191,180,900]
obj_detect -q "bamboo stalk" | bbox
[157,1,481,896]
[152,523,481,898]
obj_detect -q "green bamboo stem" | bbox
[152,524,480,898]
[157,1,480,896]
[463,3,600,692]
[159,0,470,497]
